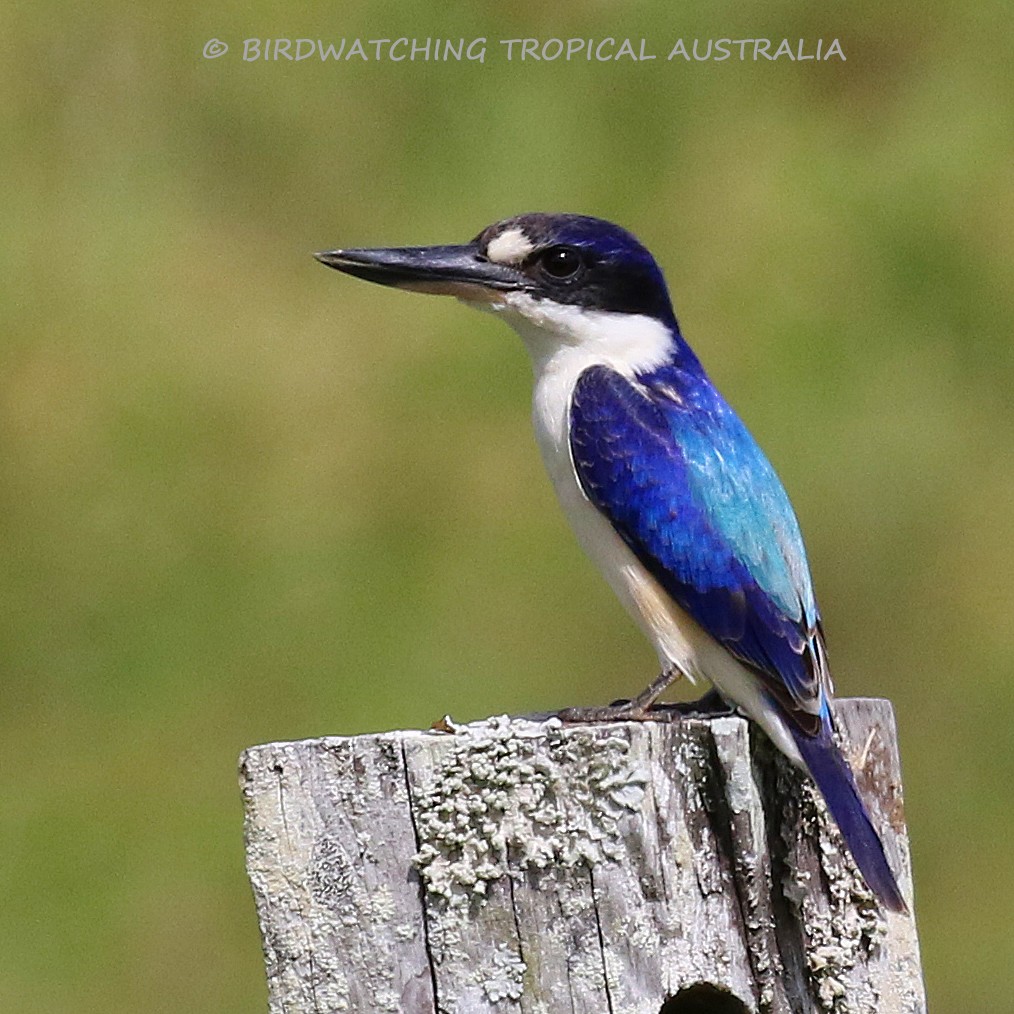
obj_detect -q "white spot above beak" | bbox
[485,227,535,265]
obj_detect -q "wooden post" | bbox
[239,698,925,1014]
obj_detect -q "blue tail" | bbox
[788,714,907,913]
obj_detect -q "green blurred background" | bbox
[3,2,1011,1011]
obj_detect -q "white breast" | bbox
[490,296,703,673]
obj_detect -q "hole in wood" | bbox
[660,982,750,1014]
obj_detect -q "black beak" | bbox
[314,244,525,299]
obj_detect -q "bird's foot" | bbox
[557,688,735,725]
[662,688,737,718]
[558,667,680,724]
[557,698,676,724]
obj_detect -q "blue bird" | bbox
[315,212,906,913]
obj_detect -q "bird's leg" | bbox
[557,667,682,724]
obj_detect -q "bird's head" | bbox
[315,213,680,358]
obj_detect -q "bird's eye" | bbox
[539,246,583,280]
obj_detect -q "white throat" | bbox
[482,291,674,447]
[489,291,673,374]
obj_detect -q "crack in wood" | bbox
[502,844,530,1010]
[587,864,616,1014]
[399,736,442,1014]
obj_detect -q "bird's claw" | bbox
[557,689,735,725]
[557,701,681,724]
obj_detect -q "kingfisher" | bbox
[315,212,906,913]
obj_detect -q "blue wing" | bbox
[568,364,907,912]
[569,363,828,727]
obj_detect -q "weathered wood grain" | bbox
[240,698,925,1014]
